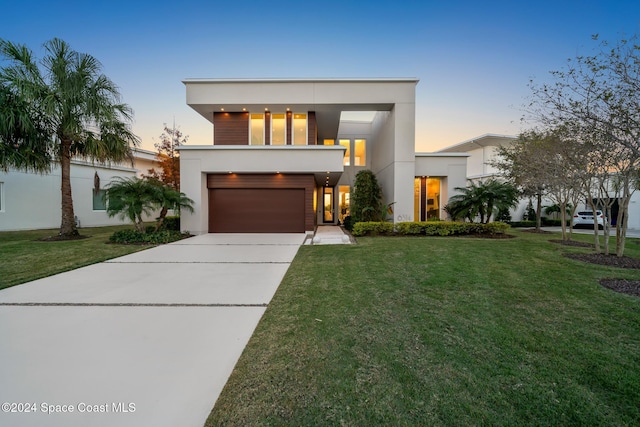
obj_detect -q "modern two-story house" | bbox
[179,78,469,235]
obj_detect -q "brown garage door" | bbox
[209,188,305,233]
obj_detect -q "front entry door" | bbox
[323,187,334,223]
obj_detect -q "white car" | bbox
[572,210,605,230]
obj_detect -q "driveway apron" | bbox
[0,233,304,427]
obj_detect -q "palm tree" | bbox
[146,178,194,231]
[0,84,52,173]
[446,179,519,223]
[106,177,194,233]
[105,177,157,233]
[0,38,139,237]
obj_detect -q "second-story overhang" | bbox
[178,145,346,186]
[182,78,418,142]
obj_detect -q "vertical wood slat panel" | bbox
[265,112,271,145]
[207,174,315,231]
[308,111,316,145]
[286,111,292,145]
[213,112,249,145]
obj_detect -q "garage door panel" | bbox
[209,188,305,233]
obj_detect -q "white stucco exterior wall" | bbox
[415,154,469,219]
[0,162,139,231]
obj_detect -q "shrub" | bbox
[508,220,536,228]
[352,221,394,236]
[143,230,186,244]
[483,221,510,235]
[395,222,424,235]
[109,229,146,244]
[162,216,180,231]
[354,221,510,237]
[342,215,354,232]
[541,218,570,227]
[109,229,187,244]
[352,170,383,222]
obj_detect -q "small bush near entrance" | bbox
[351,221,395,236]
[353,221,510,237]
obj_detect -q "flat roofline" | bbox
[182,77,419,84]
[415,152,470,157]
[437,133,517,153]
[177,145,346,151]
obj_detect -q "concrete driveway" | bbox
[0,233,305,427]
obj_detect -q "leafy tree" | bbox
[351,170,383,222]
[492,131,553,231]
[528,34,640,256]
[446,179,518,223]
[0,38,139,237]
[143,124,186,190]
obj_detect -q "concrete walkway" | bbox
[0,233,304,427]
[311,225,351,245]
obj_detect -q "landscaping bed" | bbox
[600,278,640,297]
[564,252,640,269]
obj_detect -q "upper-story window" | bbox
[339,139,351,165]
[250,114,264,145]
[293,113,307,145]
[354,139,366,166]
[271,114,286,145]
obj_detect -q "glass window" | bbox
[293,113,307,145]
[414,177,441,221]
[323,139,335,146]
[93,189,107,211]
[354,139,366,166]
[426,178,441,220]
[414,178,420,221]
[250,114,264,145]
[271,114,286,145]
[339,185,350,222]
[339,139,350,166]
[323,187,334,222]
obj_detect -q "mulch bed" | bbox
[564,253,640,269]
[599,279,640,297]
[558,243,640,297]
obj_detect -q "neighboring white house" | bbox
[437,134,640,229]
[0,148,159,231]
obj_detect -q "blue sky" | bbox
[3,1,639,151]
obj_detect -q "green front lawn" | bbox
[207,231,640,426]
[0,225,151,290]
